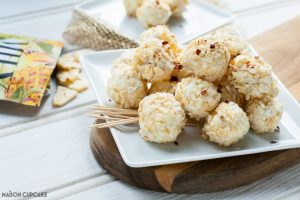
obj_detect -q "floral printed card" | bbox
[0,34,63,106]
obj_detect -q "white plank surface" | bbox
[0,10,72,43]
[46,175,116,200]
[0,0,300,199]
[0,0,80,19]
[0,78,96,136]
[0,110,103,194]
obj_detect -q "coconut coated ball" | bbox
[139,25,180,53]
[163,0,189,17]
[148,81,177,95]
[138,92,186,143]
[107,64,147,109]
[175,77,221,120]
[228,55,277,100]
[246,98,283,133]
[180,38,230,82]
[134,38,176,83]
[136,0,172,27]
[203,102,250,147]
[123,0,143,16]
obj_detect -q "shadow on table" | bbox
[0,96,49,117]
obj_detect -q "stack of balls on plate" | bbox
[107,25,283,147]
[123,0,189,27]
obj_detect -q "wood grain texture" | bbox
[154,162,196,192]
[250,15,300,89]
[91,124,300,193]
[227,0,289,13]
[90,15,300,194]
[239,0,300,39]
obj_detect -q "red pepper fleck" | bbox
[210,44,216,49]
[174,62,183,71]
[162,41,168,46]
[171,76,178,81]
[270,140,278,144]
[201,89,207,96]
[247,63,255,68]
[196,49,201,55]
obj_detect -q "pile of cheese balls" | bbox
[123,0,188,27]
[107,25,283,147]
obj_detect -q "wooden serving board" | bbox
[90,16,300,193]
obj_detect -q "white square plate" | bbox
[76,0,235,44]
[82,49,300,168]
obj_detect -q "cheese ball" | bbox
[112,49,136,68]
[203,102,250,147]
[136,0,172,27]
[123,0,143,16]
[107,64,147,109]
[246,99,283,133]
[180,38,230,82]
[175,77,221,120]
[163,0,189,17]
[205,32,250,58]
[134,38,176,83]
[139,25,180,53]
[228,55,276,100]
[138,92,186,143]
[148,81,177,95]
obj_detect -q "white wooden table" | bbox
[0,0,300,199]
